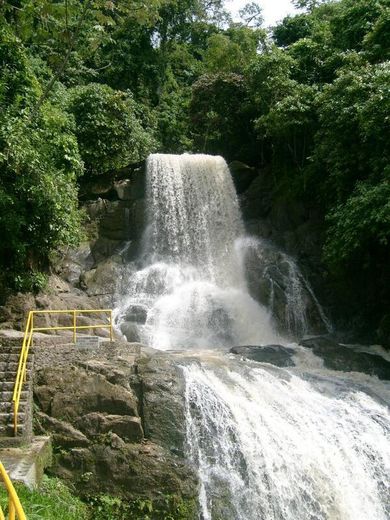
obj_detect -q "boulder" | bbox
[34,366,139,419]
[54,441,198,502]
[78,412,143,442]
[56,243,94,287]
[36,411,89,448]
[124,305,148,324]
[300,336,390,380]
[377,314,390,349]
[230,345,295,367]
[80,258,121,296]
[33,347,198,506]
[120,321,141,343]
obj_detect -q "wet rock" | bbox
[240,170,273,220]
[57,243,94,287]
[90,237,124,263]
[124,305,148,324]
[54,441,198,502]
[300,336,390,380]
[377,314,390,349]
[98,200,132,241]
[114,179,132,200]
[137,353,188,456]
[33,347,198,505]
[84,198,109,221]
[230,345,296,367]
[120,321,141,342]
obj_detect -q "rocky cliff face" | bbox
[33,341,198,506]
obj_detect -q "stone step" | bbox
[0,436,52,486]
[0,353,21,362]
[0,362,32,371]
[0,371,27,380]
[0,423,25,436]
[0,391,28,401]
[0,401,26,413]
[0,382,18,391]
[0,348,24,356]
[0,412,25,425]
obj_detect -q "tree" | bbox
[68,83,157,175]
[0,26,83,291]
[239,2,263,28]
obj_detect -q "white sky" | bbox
[226,0,300,26]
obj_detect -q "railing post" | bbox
[73,310,77,344]
[110,310,113,342]
[30,311,34,348]
[8,499,15,520]
[13,401,17,437]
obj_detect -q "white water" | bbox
[115,154,285,348]
[114,153,390,519]
[184,359,390,520]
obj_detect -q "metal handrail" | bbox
[0,460,26,520]
[12,309,113,436]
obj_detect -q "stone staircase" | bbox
[0,340,33,447]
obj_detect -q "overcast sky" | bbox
[226,0,299,26]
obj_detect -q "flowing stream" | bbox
[115,154,390,519]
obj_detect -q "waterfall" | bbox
[115,154,284,348]
[184,360,390,520]
[114,153,390,519]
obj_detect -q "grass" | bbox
[0,476,198,519]
[0,475,89,520]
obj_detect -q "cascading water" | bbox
[115,154,285,348]
[184,360,390,520]
[115,153,390,519]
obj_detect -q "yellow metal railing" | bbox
[0,460,26,520]
[12,309,113,436]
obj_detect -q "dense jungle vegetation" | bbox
[0,0,389,340]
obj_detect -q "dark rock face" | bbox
[33,345,198,502]
[136,353,188,456]
[229,161,259,194]
[300,336,390,380]
[230,345,296,367]
[241,238,329,337]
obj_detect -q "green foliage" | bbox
[324,181,390,267]
[0,0,389,333]
[203,26,263,74]
[0,26,41,110]
[68,83,157,175]
[238,2,263,28]
[0,476,89,520]
[0,25,84,291]
[88,493,197,520]
[190,73,255,161]
[273,15,314,46]
[313,62,390,203]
